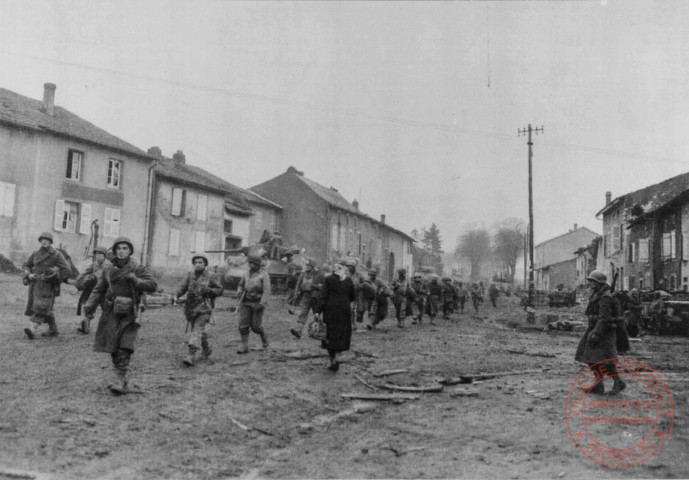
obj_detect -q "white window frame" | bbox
[612,225,621,252]
[66,150,83,181]
[103,207,121,238]
[639,238,649,262]
[107,159,122,189]
[53,199,80,233]
[169,228,181,256]
[171,188,184,217]
[79,203,92,234]
[0,181,16,217]
[662,232,673,259]
[197,194,208,221]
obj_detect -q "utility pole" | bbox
[518,124,544,310]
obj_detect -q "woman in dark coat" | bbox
[318,263,355,372]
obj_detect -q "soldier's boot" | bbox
[606,364,627,395]
[259,331,269,349]
[237,334,250,354]
[24,323,39,340]
[42,317,59,337]
[182,346,197,367]
[588,381,605,395]
[109,370,129,395]
[200,339,213,360]
[77,318,91,334]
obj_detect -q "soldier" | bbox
[236,255,271,353]
[441,277,455,319]
[285,261,302,315]
[575,270,629,395]
[290,259,322,339]
[391,268,412,328]
[175,253,224,367]
[488,283,500,308]
[470,283,483,313]
[75,245,112,334]
[22,231,71,339]
[83,237,158,394]
[426,275,442,325]
[409,273,428,324]
[366,269,390,329]
[345,259,364,330]
[456,282,468,313]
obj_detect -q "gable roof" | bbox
[0,86,151,160]
[597,171,689,218]
[534,227,600,269]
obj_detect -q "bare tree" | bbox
[492,218,525,283]
[455,226,491,282]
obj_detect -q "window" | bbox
[54,200,79,233]
[662,232,676,259]
[107,159,122,188]
[224,219,233,234]
[612,225,621,252]
[171,188,185,216]
[628,242,635,263]
[66,150,83,180]
[197,194,208,221]
[639,238,649,262]
[103,207,121,237]
[169,229,180,256]
[0,181,16,217]
[684,234,689,261]
[194,231,205,252]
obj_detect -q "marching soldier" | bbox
[441,277,455,319]
[456,282,468,313]
[83,237,158,395]
[75,245,111,334]
[426,275,442,325]
[391,268,412,328]
[488,284,500,308]
[345,259,364,330]
[470,283,483,313]
[409,273,428,324]
[175,253,224,366]
[290,259,322,339]
[236,255,271,353]
[22,231,71,339]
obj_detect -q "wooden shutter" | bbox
[79,203,92,234]
[54,199,65,231]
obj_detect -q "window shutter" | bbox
[197,194,208,221]
[671,230,677,259]
[683,235,689,261]
[54,199,65,231]
[104,208,121,237]
[111,209,121,237]
[79,203,92,234]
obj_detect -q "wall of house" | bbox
[546,258,578,290]
[148,178,224,276]
[225,211,250,247]
[247,202,281,245]
[0,127,152,270]
[625,221,653,290]
[252,174,329,263]
[656,209,682,291]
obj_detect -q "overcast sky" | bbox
[1,0,688,253]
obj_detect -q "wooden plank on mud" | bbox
[438,367,550,385]
[373,369,410,377]
[341,393,420,401]
[379,383,444,393]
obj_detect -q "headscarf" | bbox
[333,263,347,281]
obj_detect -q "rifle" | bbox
[609,261,619,293]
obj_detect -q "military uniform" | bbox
[456,283,468,313]
[83,237,157,394]
[441,278,455,319]
[391,269,412,328]
[75,246,112,333]
[22,232,71,339]
[470,284,482,312]
[426,277,442,324]
[236,256,271,353]
[290,260,323,338]
[488,284,499,308]
[409,275,428,324]
[176,254,224,366]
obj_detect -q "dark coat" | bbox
[575,284,630,364]
[84,257,157,354]
[318,274,355,352]
[75,259,111,315]
[22,246,71,317]
[176,269,223,322]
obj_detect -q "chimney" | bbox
[380,214,386,224]
[573,223,578,231]
[329,186,338,193]
[42,83,56,116]
[172,150,186,164]
[605,191,612,205]
[287,166,304,176]
[147,146,162,157]
[352,199,359,210]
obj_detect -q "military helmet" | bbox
[345,258,358,267]
[412,272,422,279]
[248,254,263,266]
[93,245,108,256]
[38,231,54,243]
[586,270,607,284]
[112,236,134,254]
[442,276,451,282]
[368,268,378,276]
[192,253,209,266]
[397,268,406,274]
[306,259,317,268]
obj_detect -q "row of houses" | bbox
[0,83,413,281]
[533,174,689,293]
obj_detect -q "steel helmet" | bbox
[38,231,54,243]
[112,236,134,254]
[93,245,108,255]
[586,270,607,284]
[192,253,209,266]
[248,254,263,266]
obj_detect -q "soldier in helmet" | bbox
[22,231,71,339]
[391,268,412,328]
[426,275,442,324]
[290,259,323,339]
[83,237,158,394]
[409,273,428,324]
[75,245,112,334]
[236,255,271,353]
[441,277,456,319]
[175,253,224,366]
[575,270,630,396]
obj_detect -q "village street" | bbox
[0,272,687,480]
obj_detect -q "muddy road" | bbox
[0,272,687,479]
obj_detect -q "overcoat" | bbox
[22,246,70,317]
[84,257,157,353]
[575,284,630,364]
[318,274,355,352]
[176,269,223,322]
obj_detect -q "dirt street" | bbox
[0,272,687,479]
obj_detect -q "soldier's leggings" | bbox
[188,315,210,351]
[111,348,132,374]
[238,304,265,336]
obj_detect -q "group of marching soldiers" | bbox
[286,258,497,337]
